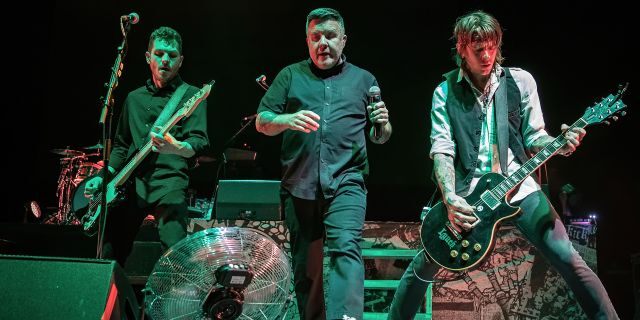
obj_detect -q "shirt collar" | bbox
[308,54,348,79]
[457,64,504,83]
[145,75,184,95]
[458,64,503,94]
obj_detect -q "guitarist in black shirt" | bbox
[387,11,618,319]
[84,26,209,267]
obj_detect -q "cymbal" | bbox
[50,149,85,157]
[83,143,103,150]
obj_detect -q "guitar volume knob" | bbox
[474,243,482,251]
[461,253,470,261]
[461,240,469,247]
[450,250,459,258]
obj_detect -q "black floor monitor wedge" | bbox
[215,180,281,221]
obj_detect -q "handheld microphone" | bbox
[368,86,382,139]
[121,12,140,24]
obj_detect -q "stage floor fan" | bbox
[144,227,292,319]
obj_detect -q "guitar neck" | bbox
[110,141,153,188]
[491,117,589,199]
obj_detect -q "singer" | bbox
[83,26,209,268]
[255,8,391,320]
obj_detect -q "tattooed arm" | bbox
[433,153,457,197]
[433,153,476,231]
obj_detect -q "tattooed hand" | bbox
[443,192,477,233]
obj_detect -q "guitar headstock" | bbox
[180,80,216,117]
[582,83,628,126]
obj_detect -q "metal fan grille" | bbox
[144,227,291,319]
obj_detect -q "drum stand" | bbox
[45,156,84,225]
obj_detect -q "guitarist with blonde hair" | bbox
[388,11,618,319]
[84,26,209,267]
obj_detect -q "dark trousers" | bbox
[388,190,618,320]
[101,189,188,267]
[283,180,366,320]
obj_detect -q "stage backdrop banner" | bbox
[190,219,591,319]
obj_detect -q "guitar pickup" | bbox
[445,221,463,240]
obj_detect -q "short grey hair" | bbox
[306,8,345,34]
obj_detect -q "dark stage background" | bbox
[7,1,637,317]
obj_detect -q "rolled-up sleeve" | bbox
[429,81,456,159]
[511,68,549,150]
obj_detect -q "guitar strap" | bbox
[150,83,190,133]
[494,71,510,176]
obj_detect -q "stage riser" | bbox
[1,220,593,319]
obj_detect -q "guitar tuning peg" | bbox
[612,116,619,121]
[620,111,627,117]
[603,121,611,126]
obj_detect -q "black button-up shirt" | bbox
[258,57,377,200]
[110,75,209,204]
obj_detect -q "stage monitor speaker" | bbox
[215,179,281,220]
[123,241,163,285]
[0,254,139,320]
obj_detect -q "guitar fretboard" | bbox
[490,118,588,200]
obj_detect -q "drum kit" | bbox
[47,144,104,224]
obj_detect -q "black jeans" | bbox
[388,191,618,320]
[101,189,188,267]
[283,179,366,320]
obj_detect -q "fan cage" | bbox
[144,227,291,319]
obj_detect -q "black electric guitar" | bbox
[420,86,628,271]
[81,80,215,235]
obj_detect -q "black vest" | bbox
[442,68,529,194]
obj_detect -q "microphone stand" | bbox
[95,18,134,259]
[211,75,269,220]
[211,116,257,220]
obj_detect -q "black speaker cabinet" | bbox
[0,254,139,320]
[215,180,281,220]
[123,241,163,285]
